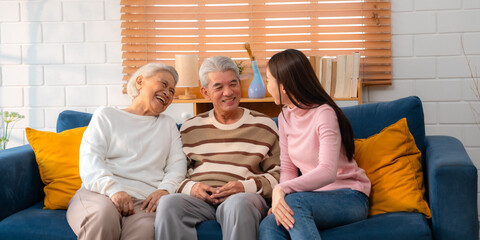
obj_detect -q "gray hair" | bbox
[126,63,179,99]
[199,56,239,87]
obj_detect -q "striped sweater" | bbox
[177,108,281,199]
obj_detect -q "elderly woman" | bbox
[66,63,187,240]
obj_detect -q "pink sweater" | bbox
[277,104,371,196]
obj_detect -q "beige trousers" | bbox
[66,187,155,240]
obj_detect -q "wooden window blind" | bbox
[121,0,391,91]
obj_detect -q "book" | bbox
[334,55,347,98]
[330,59,337,97]
[316,56,323,85]
[351,52,361,98]
[345,54,353,98]
[324,57,333,95]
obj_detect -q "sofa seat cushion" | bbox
[195,212,431,240]
[0,202,225,240]
[320,212,432,240]
[197,220,222,240]
[0,202,76,240]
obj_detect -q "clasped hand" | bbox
[191,181,245,205]
[111,189,169,216]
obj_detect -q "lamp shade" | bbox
[175,54,199,88]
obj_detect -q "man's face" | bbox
[201,70,241,115]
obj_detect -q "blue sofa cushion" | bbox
[56,110,92,133]
[0,202,76,240]
[342,96,426,155]
[196,220,222,240]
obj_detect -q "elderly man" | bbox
[155,56,280,240]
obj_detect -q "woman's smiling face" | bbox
[136,70,176,116]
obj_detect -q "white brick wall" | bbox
[0,45,22,64]
[0,87,23,107]
[391,12,436,34]
[63,1,104,21]
[0,2,20,22]
[438,10,480,33]
[462,33,480,54]
[87,65,123,85]
[464,0,480,9]
[44,65,85,86]
[20,1,62,22]
[24,86,65,107]
[43,22,84,43]
[392,57,436,79]
[414,34,462,56]
[1,23,42,43]
[415,0,462,10]
[416,79,462,101]
[66,86,107,106]
[65,43,106,63]
[2,66,44,86]
[22,44,64,64]
[0,0,122,150]
[0,0,479,228]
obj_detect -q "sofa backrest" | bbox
[56,110,93,133]
[56,96,426,155]
[342,96,426,155]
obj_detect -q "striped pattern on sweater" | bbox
[178,108,280,198]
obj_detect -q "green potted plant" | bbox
[0,111,25,150]
[234,60,245,75]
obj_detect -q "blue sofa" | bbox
[0,96,478,240]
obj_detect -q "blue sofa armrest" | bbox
[0,145,44,221]
[425,136,479,240]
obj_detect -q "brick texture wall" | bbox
[0,0,128,147]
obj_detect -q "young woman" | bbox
[259,49,371,240]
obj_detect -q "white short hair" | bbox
[199,56,239,87]
[126,63,178,99]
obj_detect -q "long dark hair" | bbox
[268,49,355,161]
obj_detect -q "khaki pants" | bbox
[67,187,155,240]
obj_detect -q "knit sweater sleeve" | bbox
[238,117,281,199]
[176,121,199,196]
[278,114,299,184]
[278,107,340,194]
[79,107,124,198]
[157,119,187,194]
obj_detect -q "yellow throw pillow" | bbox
[354,118,431,218]
[25,127,86,210]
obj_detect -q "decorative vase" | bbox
[248,60,266,98]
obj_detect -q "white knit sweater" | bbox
[79,106,187,199]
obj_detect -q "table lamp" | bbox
[175,54,198,100]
